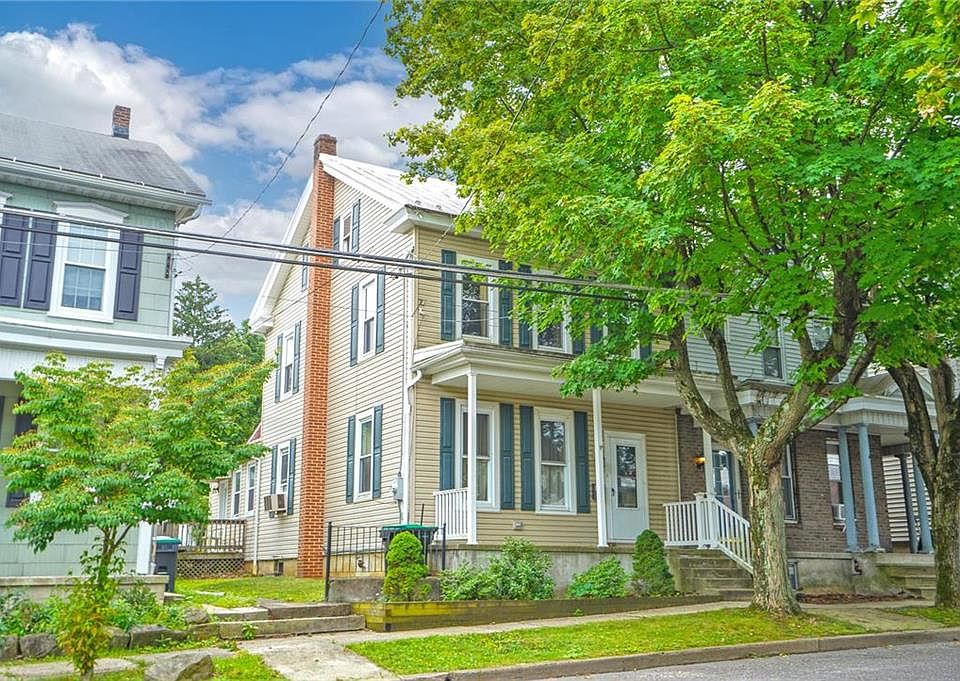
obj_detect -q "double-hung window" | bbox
[283,333,295,394]
[762,328,784,378]
[246,462,257,516]
[300,253,309,290]
[782,445,797,521]
[536,410,574,512]
[360,278,376,358]
[232,470,242,516]
[276,445,291,496]
[456,257,497,341]
[356,413,374,498]
[50,203,123,322]
[826,440,848,522]
[457,404,496,506]
[340,214,352,253]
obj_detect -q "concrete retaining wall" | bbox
[0,575,168,602]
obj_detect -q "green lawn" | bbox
[895,607,960,627]
[51,652,282,680]
[175,577,325,608]
[347,608,868,675]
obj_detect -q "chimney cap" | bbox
[313,133,337,160]
[112,105,131,139]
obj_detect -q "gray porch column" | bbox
[913,457,934,553]
[837,426,859,552]
[857,423,881,549]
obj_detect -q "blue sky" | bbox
[0,2,433,318]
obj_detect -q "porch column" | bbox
[591,388,608,547]
[836,426,859,552]
[134,522,152,575]
[857,423,881,549]
[897,453,918,553]
[466,370,478,545]
[913,456,933,553]
[701,429,714,498]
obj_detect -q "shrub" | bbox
[632,530,675,596]
[57,582,112,680]
[0,592,61,636]
[488,538,554,600]
[567,557,628,598]
[382,531,430,602]
[439,563,500,601]
[108,582,185,631]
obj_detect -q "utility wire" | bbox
[183,0,387,261]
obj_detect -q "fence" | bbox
[664,493,753,573]
[323,523,447,598]
[155,519,247,553]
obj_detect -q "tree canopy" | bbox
[174,276,264,370]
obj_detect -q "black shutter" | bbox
[498,260,513,346]
[590,326,603,344]
[574,411,590,513]
[274,335,283,402]
[113,230,143,320]
[346,416,356,503]
[0,213,27,307]
[500,403,515,509]
[439,397,456,490]
[292,321,302,393]
[375,271,385,354]
[520,405,535,510]
[518,264,532,348]
[286,438,297,514]
[440,250,457,341]
[351,200,360,252]
[23,218,57,311]
[572,333,585,356]
[372,405,383,498]
[349,284,359,366]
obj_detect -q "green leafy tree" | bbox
[0,352,271,676]
[386,0,958,613]
[382,532,430,601]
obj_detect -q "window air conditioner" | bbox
[263,494,286,513]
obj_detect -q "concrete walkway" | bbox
[0,648,233,680]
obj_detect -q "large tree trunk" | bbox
[743,446,799,615]
[931,475,960,608]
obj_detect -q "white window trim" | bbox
[354,409,375,501]
[534,408,576,514]
[782,444,797,523]
[48,203,126,323]
[454,400,498,510]
[533,315,571,353]
[0,192,11,207]
[246,462,258,517]
[825,439,851,523]
[282,331,295,397]
[455,255,499,342]
[275,444,291,496]
[340,214,352,253]
[358,276,377,362]
[300,253,309,291]
[761,326,785,379]
[232,470,242,517]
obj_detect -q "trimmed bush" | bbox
[567,557,628,598]
[632,530,675,595]
[440,538,554,601]
[382,531,430,602]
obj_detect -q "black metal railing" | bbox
[323,523,446,598]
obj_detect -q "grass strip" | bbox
[175,577,324,608]
[347,608,868,675]
[895,607,960,627]
[48,651,280,680]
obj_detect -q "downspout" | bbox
[252,457,262,574]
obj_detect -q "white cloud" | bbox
[292,49,406,82]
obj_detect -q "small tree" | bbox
[632,531,675,596]
[0,352,271,677]
[382,532,430,602]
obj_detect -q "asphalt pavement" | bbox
[549,641,960,681]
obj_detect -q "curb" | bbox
[401,627,960,681]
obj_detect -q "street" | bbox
[550,642,960,681]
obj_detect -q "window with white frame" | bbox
[356,413,373,497]
[232,470,242,516]
[276,445,290,496]
[782,445,797,521]
[246,462,257,515]
[360,278,376,358]
[456,404,496,506]
[283,332,295,394]
[826,440,848,522]
[536,410,574,512]
[761,335,784,378]
[300,254,309,290]
[340,214,352,252]
[456,257,498,340]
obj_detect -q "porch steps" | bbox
[196,601,364,639]
[877,560,937,600]
[669,549,753,601]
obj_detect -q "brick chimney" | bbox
[313,133,337,160]
[112,106,131,139]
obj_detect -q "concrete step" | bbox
[693,575,753,589]
[190,614,365,640]
[719,588,754,601]
[255,601,354,619]
[688,565,751,579]
[883,566,936,580]
[203,606,270,622]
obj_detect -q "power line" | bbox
[183,0,387,261]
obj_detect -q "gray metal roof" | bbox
[0,112,206,198]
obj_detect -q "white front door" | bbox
[605,433,649,542]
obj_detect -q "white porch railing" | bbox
[664,493,753,574]
[434,488,469,540]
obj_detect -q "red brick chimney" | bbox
[298,135,336,577]
[112,105,131,139]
